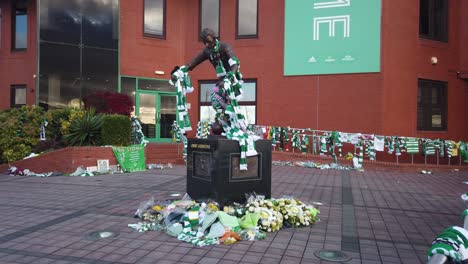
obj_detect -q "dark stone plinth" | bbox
[187,138,272,206]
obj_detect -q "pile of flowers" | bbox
[129,194,320,247]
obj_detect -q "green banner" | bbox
[112,145,146,172]
[284,0,381,75]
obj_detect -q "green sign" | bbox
[284,0,381,75]
[112,145,146,172]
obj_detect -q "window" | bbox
[12,0,28,50]
[417,79,447,131]
[419,0,448,42]
[199,79,257,124]
[144,0,165,38]
[200,0,219,39]
[237,0,258,38]
[11,85,27,107]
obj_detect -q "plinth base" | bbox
[187,138,272,206]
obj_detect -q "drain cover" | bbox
[86,230,119,240]
[314,249,351,262]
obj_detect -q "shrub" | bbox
[64,109,104,146]
[83,92,134,117]
[45,108,72,142]
[0,106,45,163]
[101,114,132,146]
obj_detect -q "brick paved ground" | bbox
[0,165,466,264]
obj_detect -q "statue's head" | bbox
[200,28,217,49]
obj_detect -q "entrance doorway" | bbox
[137,92,176,142]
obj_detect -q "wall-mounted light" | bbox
[431,56,438,65]
[154,70,165,75]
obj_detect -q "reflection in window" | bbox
[138,78,174,92]
[200,0,219,38]
[144,0,165,38]
[199,80,257,124]
[121,77,137,116]
[39,0,119,110]
[419,0,448,42]
[237,0,258,38]
[12,0,28,50]
[417,79,447,131]
[0,8,2,49]
[11,85,27,107]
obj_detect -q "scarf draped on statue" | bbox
[170,47,258,170]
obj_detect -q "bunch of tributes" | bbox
[170,28,259,170]
[129,193,320,247]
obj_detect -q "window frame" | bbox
[10,85,27,108]
[0,7,2,49]
[236,0,259,39]
[199,0,220,41]
[143,0,166,39]
[417,79,447,131]
[419,0,448,43]
[198,79,257,124]
[12,0,28,51]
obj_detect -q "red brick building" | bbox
[0,0,467,142]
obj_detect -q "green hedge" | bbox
[101,114,131,146]
[0,106,44,163]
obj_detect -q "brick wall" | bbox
[0,0,38,109]
[0,143,184,174]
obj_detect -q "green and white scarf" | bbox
[301,133,309,154]
[422,139,436,156]
[292,129,301,150]
[406,137,419,154]
[169,66,193,132]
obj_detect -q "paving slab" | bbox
[0,165,466,263]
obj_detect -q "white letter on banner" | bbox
[313,15,350,40]
[313,0,350,9]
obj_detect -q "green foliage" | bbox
[45,108,72,142]
[101,114,132,146]
[0,106,45,163]
[64,109,104,146]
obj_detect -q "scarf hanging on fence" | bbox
[395,137,401,156]
[291,129,301,150]
[445,140,453,158]
[386,136,396,154]
[422,139,436,156]
[453,142,461,157]
[311,131,317,155]
[301,133,310,154]
[374,136,385,152]
[460,142,468,163]
[433,139,445,158]
[365,139,376,161]
[320,134,328,155]
[405,137,419,154]
[332,131,343,157]
[279,127,288,151]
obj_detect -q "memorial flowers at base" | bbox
[129,194,320,247]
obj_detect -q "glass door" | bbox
[137,92,176,142]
